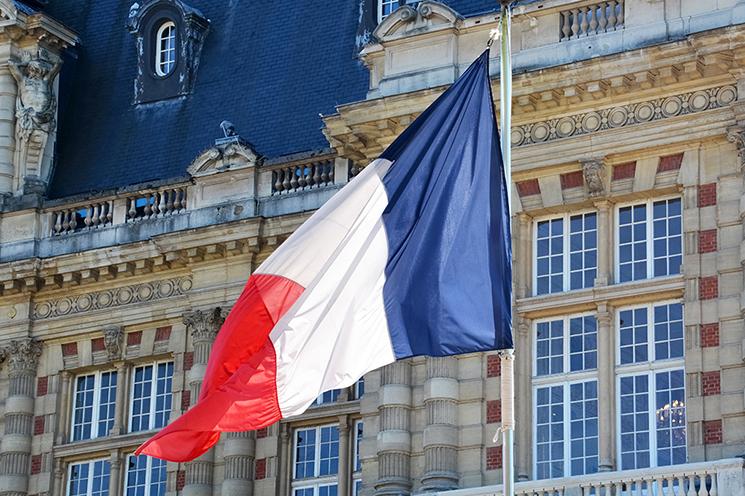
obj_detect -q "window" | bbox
[314,389,340,406]
[353,378,365,400]
[129,361,174,432]
[617,198,682,283]
[125,454,167,496]
[533,315,598,480]
[534,212,597,295]
[378,0,400,22]
[68,459,110,496]
[353,421,363,494]
[293,425,340,496]
[617,302,686,470]
[154,21,176,77]
[72,371,117,441]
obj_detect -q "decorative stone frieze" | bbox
[512,85,736,147]
[102,325,124,361]
[32,276,193,319]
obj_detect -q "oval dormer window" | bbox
[378,0,400,23]
[155,20,176,77]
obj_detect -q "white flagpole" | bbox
[497,2,515,496]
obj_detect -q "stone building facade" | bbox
[1,0,745,495]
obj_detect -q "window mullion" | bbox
[646,201,653,280]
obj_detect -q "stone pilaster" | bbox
[593,199,613,287]
[109,450,121,496]
[515,317,532,481]
[111,361,128,436]
[0,65,16,193]
[0,338,41,496]
[221,431,255,496]
[338,416,350,496]
[183,308,225,496]
[55,371,71,445]
[375,360,412,496]
[516,213,532,298]
[277,424,290,496]
[421,357,458,491]
[596,304,615,471]
[52,458,65,496]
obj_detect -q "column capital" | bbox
[517,315,531,336]
[4,338,41,374]
[183,307,225,344]
[580,156,608,198]
[337,414,350,434]
[103,325,124,361]
[727,125,745,169]
[596,302,613,321]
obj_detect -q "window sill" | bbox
[54,430,155,458]
[517,275,685,319]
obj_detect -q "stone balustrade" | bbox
[51,200,113,235]
[559,1,624,41]
[431,459,745,496]
[270,158,336,195]
[126,186,188,222]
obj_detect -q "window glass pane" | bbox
[125,455,147,496]
[354,378,365,400]
[654,303,684,361]
[353,479,362,496]
[535,385,564,480]
[569,213,597,290]
[618,205,648,282]
[380,0,400,20]
[319,426,340,476]
[619,375,651,470]
[154,362,174,429]
[536,218,564,295]
[293,488,314,496]
[536,320,563,376]
[354,421,363,472]
[652,199,683,277]
[569,316,597,372]
[294,428,316,479]
[319,485,338,496]
[73,375,95,441]
[619,308,648,365]
[131,365,153,432]
[569,381,599,476]
[91,460,110,496]
[69,462,90,496]
[655,370,687,467]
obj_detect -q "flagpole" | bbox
[497,2,515,496]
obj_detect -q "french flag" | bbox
[137,50,512,462]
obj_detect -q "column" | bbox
[594,199,613,286]
[421,357,458,491]
[596,303,615,471]
[52,458,66,496]
[277,424,290,496]
[375,361,412,496]
[109,450,122,496]
[221,431,255,496]
[516,214,532,298]
[110,361,128,435]
[183,308,225,496]
[0,64,17,194]
[337,416,350,496]
[514,317,531,481]
[55,371,72,445]
[0,339,42,496]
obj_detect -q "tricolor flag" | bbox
[137,50,512,462]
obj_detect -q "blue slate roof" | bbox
[45,0,497,199]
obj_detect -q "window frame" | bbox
[67,458,111,496]
[292,423,340,495]
[154,20,177,77]
[71,369,118,442]
[352,419,363,491]
[125,453,167,496]
[614,196,683,284]
[377,0,400,23]
[532,209,598,296]
[614,300,685,369]
[532,312,598,380]
[128,360,174,433]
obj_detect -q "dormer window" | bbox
[378,0,400,22]
[155,20,176,77]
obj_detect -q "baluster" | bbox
[657,475,666,494]
[272,170,280,193]
[68,209,77,231]
[709,473,717,496]
[700,474,711,496]
[128,198,136,220]
[675,474,686,496]
[181,188,187,210]
[83,205,92,228]
[61,210,70,233]
[561,11,571,40]
[571,9,581,38]
[616,0,624,26]
[106,202,113,224]
[320,162,329,185]
[299,165,309,189]
[53,211,62,234]
[172,189,181,212]
[143,194,152,217]
[290,166,299,191]
[606,1,617,29]
[686,474,698,496]
[598,3,608,32]
[329,162,335,183]
[282,167,291,191]
[158,191,167,216]
[91,204,100,227]
[165,189,174,214]
[588,6,597,34]
[312,162,322,187]
[636,479,645,496]
[579,7,589,36]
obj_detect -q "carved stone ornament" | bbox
[581,158,607,197]
[187,133,260,178]
[9,50,62,193]
[726,125,745,169]
[372,1,463,42]
[183,307,225,343]
[103,325,124,360]
[5,338,42,373]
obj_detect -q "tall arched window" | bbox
[378,0,400,23]
[155,20,176,77]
